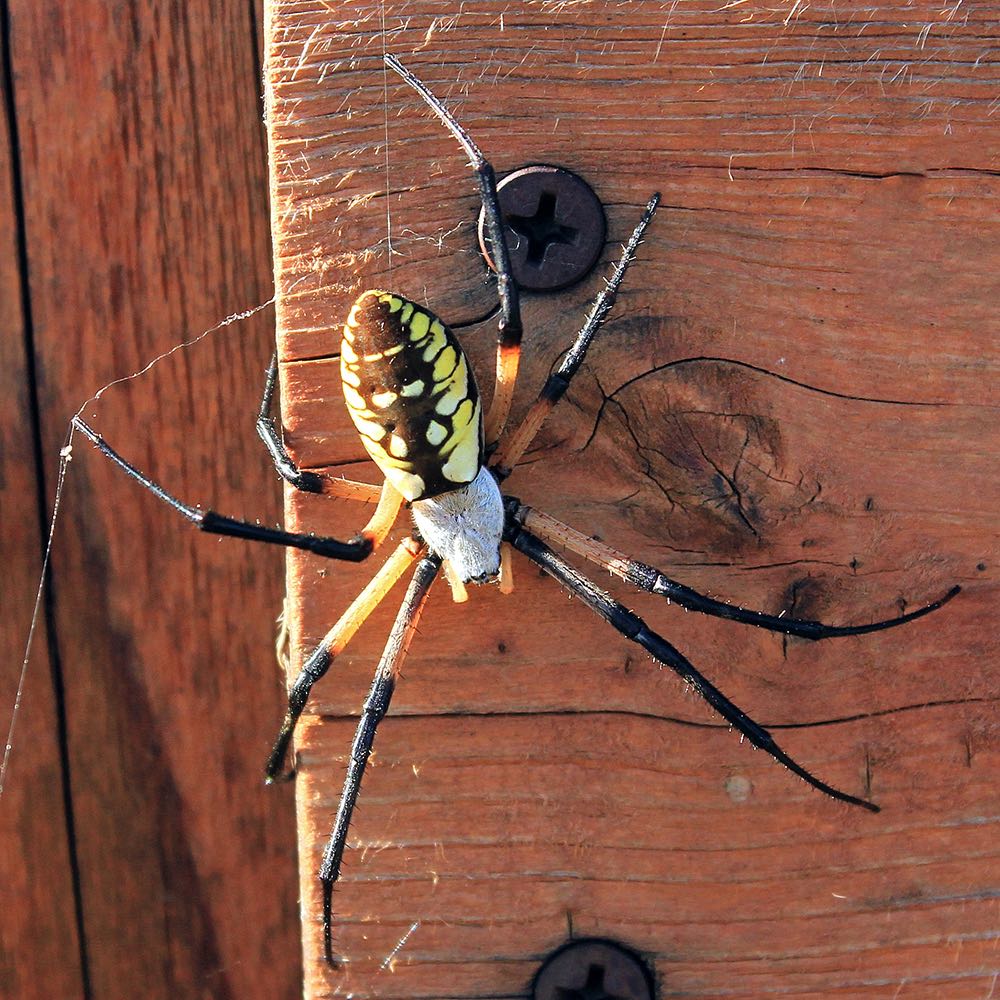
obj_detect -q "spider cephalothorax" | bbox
[73,53,960,966]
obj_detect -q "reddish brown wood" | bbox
[2,2,301,997]
[267,3,998,998]
[0,36,85,999]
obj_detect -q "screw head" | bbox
[532,938,655,1000]
[478,164,607,292]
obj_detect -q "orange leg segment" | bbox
[490,391,556,478]
[498,541,515,594]
[358,479,405,550]
[442,560,470,603]
[485,342,522,448]
[521,505,634,579]
[315,475,383,503]
[265,535,425,780]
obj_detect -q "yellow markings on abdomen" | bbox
[432,345,459,383]
[426,420,447,447]
[341,289,483,501]
[371,389,398,408]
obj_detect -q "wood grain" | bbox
[2,2,301,997]
[0,28,85,998]
[267,3,998,998]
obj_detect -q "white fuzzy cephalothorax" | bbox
[410,466,504,583]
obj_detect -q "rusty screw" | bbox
[532,938,655,1000]
[478,164,607,292]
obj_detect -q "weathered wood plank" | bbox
[5,2,300,996]
[265,2,997,998]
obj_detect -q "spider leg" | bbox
[257,351,323,492]
[73,417,395,560]
[318,552,442,965]
[257,352,382,503]
[506,522,880,812]
[442,560,470,603]
[265,536,425,781]
[516,502,960,639]
[498,541,515,594]
[492,192,659,479]
[353,479,406,548]
[384,54,524,447]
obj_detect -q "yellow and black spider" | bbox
[74,54,960,965]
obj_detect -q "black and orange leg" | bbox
[505,521,880,813]
[256,352,383,503]
[265,535,426,780]
[384,54,524,448]
[318,552,442,965]
[73,417,376,560]
[257,352,326,493]
[492,193,659,479]
[514,501,960,639]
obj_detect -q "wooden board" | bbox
[266,2,999,998]
[0,27,85,998]
[2,3,301,997]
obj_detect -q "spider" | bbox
[73,54,960,965]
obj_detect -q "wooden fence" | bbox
[3,2,997,999]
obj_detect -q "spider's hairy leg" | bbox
[384,53,523,447]
[265,536,425,781]
[505,522,880,812]
[516,502,961,639]
[257,352,383,502]
[319,553,442,966]
[72,417,374,560]
[492,192,660,479]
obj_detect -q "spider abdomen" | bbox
[341,290,483,502]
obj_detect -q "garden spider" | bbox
[74,54,960,965]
